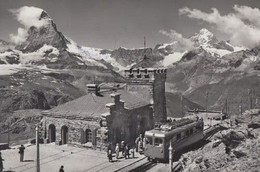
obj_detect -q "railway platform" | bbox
[0,143,146,172]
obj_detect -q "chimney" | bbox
[111,93,121,104]
[87,84,100,95]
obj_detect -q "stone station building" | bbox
[41,68,167,150]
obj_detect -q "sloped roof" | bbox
[43,90,150,118]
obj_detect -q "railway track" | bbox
[203,124,224,140]
[115,157,156,172]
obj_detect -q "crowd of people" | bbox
[107,134,146,163]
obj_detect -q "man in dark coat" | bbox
[19,144,25,162]
[0,152,4,172]
[107,148,112,162]
[124,144,129,159]
[59,165,64,172]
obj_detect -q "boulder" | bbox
[233,149,247,158]
[195,156,203,164]
[221,129,246,146]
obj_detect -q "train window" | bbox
[154,138,163,146]
[190,128,194,134]
[186,130,189,136]
[145,136,152,145]
[177,133,181,140]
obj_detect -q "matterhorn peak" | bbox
[12,6,69,52]
[39,10,51,20]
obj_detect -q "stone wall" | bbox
[41,116,100,148]
[153,71,167,122]
[124,68,167,123]
[102,93,153,149]
[41,90,155,151]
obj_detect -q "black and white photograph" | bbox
[0,0,259,171]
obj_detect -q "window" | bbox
[129,74,134,78]
[86,129,92,143]
[144,74,150,78]
[145,136,152,145]
[186,130,189,136]
[154,138,163,146]
[177,133,181,140]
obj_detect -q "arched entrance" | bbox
[85,129,92,143]
[48,124,56,143]
[61,126,68,144]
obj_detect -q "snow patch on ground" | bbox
[19,44,59,64]
[162,51,186,66]
[157,43,174,49]
[0,51,14,63]
[0,64,58,75]
[0,64,29,75]
[205,47,232,57]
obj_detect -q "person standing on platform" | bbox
[124,144,129,159]
[135,134,143,152]
[115,143,120,159]
[131,148,135,158]
[108,148,113,162]
[121,141,125,157]
[59,165,64,172]
[19,145,25,162]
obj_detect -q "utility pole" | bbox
[7,122,10,147]
[240,98,243,116]
[169,139,173,172]
[181,95,184,116]
[248,89,252,110]
[225,98,228,115]
[36,124,40,172]
[205,91,208,112]
[144,36,146,49]
[205,91,209,120]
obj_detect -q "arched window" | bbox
[48,124,56,143]
[86,129,92,143]
[61,125,68,145]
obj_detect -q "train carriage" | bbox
[144,118,204,161]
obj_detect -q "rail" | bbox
[115,156,155,172]
[203,124,222,140]
[172,162,183,172]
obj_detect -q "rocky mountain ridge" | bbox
[0,7,259,117]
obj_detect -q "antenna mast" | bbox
[144,36,146,49]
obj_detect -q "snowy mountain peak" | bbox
[198,28,214,36]
[39,10,51,21]
[15,11,69,53]
[190,28,218,48]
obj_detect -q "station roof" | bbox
[42,89,150,119]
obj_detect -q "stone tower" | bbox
[124,68,167,123]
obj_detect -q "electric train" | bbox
[144,118,204,161]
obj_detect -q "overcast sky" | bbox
[0,0,259,49]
